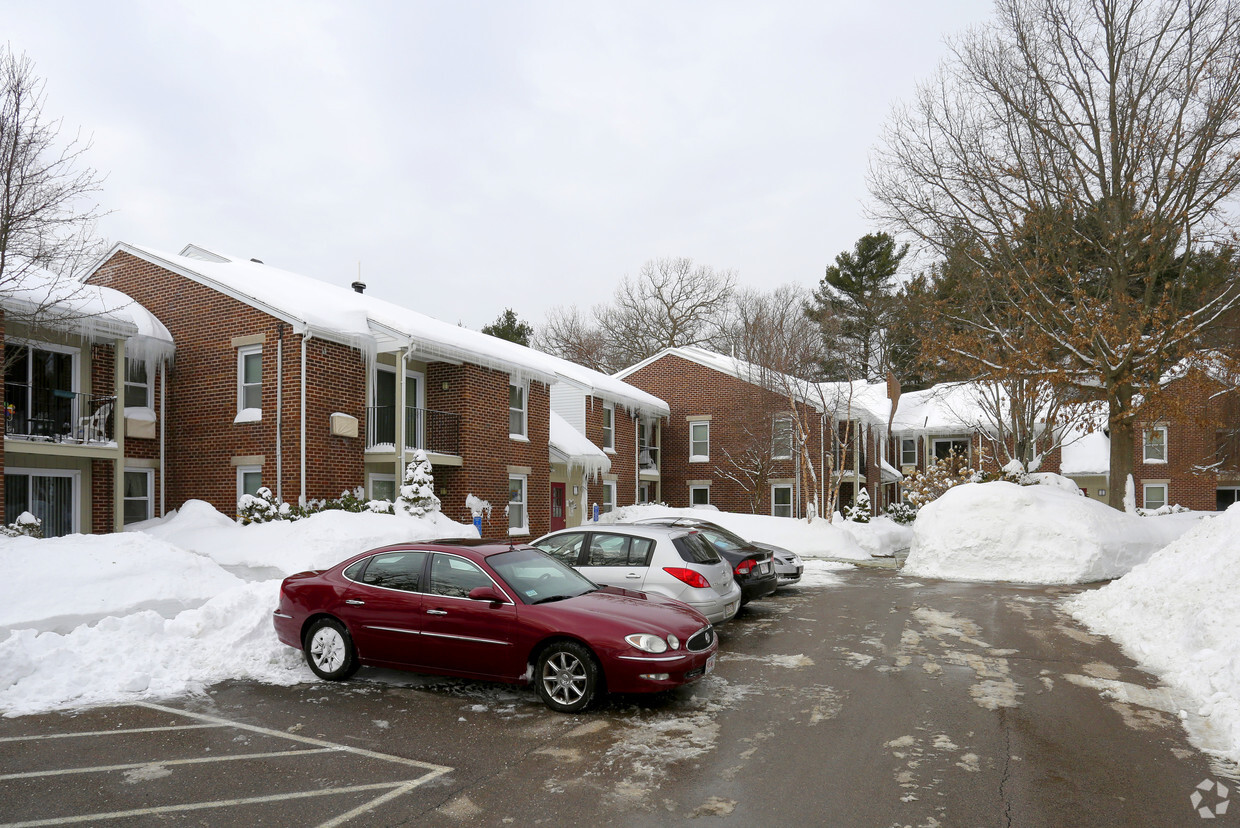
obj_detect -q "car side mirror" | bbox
[468,586,505,605]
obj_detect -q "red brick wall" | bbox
[623,354,821,514]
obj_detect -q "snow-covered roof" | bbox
[1060,430,1110,477]
[3,270,175,364]
[552,359,669,419]
[549,411,611,478]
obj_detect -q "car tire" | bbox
[303,618,360,681]
[535,641,599,713]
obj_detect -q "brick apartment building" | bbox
[2,242,667,539]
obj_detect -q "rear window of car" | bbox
[672,532,722,564]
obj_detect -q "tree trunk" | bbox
[1106,383,1135,511]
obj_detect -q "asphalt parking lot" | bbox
[1,568,1235,827]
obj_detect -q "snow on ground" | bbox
[1067,504,1240,765]
[837,516,913,558]
[903,481,1200,584]
[599,504,871,559]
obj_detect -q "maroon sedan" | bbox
[272,540,719,712]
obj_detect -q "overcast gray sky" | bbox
[8,0,994,331]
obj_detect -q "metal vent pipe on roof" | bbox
[250,258,264,264]
[351,281,366,294]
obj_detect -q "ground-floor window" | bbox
[5,469,78,537]
[1218,487,1240,512]
[236,466,262,510]
[638,482,652,504]
[689,484,710,506]
[601,480,616,514]
[508,474,528,534]
[1143,482,1167,511]
[123,468,154,525]
[369,473,396,503]
[771,484,793,518]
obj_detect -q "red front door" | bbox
[550,483,567,531]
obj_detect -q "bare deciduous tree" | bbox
[1,46,106,347]
[869,0,1240,509]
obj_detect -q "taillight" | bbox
[734,558,756,576]
[663,567,711,589]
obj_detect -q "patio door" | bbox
[550,483,566,531]
[5,470,78,537]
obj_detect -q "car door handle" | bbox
[345,599,364,605]
[426,609,448,615]
[625,573,641,579]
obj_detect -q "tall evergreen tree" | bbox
[806,233,907,381]
[481,308,534,346]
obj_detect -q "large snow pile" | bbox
[903,481,1198,584]
[1068,505,1240,765]
[0,502,478,717]
[599,504,869,559]
[838,516,914,558]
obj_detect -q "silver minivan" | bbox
[531,525,742,624]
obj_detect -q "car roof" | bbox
[537,523,694,541]
[356,539,534,561]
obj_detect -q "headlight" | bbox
[625,633,669,653]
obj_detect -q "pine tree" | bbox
[399,450,442,517]
[481,309,534,346]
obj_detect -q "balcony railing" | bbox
[4,383,116,445]
[366,405,460,457]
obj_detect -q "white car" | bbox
[532,525,742,624]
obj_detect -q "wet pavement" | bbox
[1,568,1234,827]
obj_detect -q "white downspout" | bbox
[276,333,283,503]
[300,334,308,507]
[159,358,166,517]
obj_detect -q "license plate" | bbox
[726,601,738,616]
[705,654,716,674]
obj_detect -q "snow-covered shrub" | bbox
[885,501,918,525]
[902,449,982,509]
[237,487,284,525]
[0,511,43,538]
[1137,503,1190,517]
[399,451,441,517]
[238,485,387,524]
[844,489,872,523]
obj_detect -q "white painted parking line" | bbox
[0,724,223,742]
[0,747,338,780]
[0,702,453,828]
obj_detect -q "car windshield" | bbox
[488,548,597,604]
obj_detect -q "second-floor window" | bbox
[690,420,710,461]
[237,345,262,415]
[772,416,795,460]
[901,438,917,466]
[1143,426,1167,463]
[125,358,150,408]
[509,381,527,438]
[602,403,615,450]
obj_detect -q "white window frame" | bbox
[931,437,970,463]
[772,416,794,460]
[368,473,397,503]
[1142,482,1168,511]
[509,380,528,440]
[124,358,152,409]
[123,467,154,525]
[508,474,529,535]
[689,484,710,506]
[1143,426,1168,463]
[689,420,710,462]
[771,484,793,518]
[901,438,917,466]
[237,345,263,418]
[236,464,263,506]
[602,402,615,451]
[4,466,81,536]
[601,480,616,513]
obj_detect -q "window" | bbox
[5,469,78,538]
[1143,483,1167,511]
[123,468,153,525]
[901,439,917,466]
[932,438,969,462]
[690,484,710,506]
[369,474,396,503]
[772,417,795,460]
[602,480,616,514]
[1218,488,1240,512]
[602,403,615,450]
[429,553,492,598]
[638,482,652,504]
[534,532,585,564]
[124,359,151,409]
[771,484,793,518]
[236,465,262,505]
[508,474,528,534]
[359,551,427,592]
[585,533,654,567]
[237,345,262,415]
[509,381,527,438]
[5,342,77,439]
[1143,426,1167,463]
[690,421,710,461]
